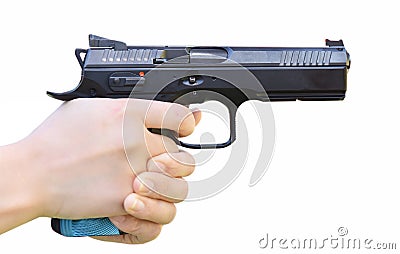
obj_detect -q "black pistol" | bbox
[48,34,350,237]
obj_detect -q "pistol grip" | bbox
[51,218,124,237]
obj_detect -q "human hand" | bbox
[94,149,196,244]
[0,98,199,235]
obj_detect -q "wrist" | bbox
[0,140,45,226]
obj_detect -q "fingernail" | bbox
[140,180,155,194]
[126,195,145,212]
[191,107,200,113]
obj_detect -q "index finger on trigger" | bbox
[125,99,196,137]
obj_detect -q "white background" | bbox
[0,0,399,253]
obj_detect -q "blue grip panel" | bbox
[58,218,120,237]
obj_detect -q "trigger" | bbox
[148,128,182,146]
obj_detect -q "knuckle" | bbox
[134,224,162,244]
[123,233,141,245]
[170,104,195,129]
[126,217,143,234]
[151,224,163,239]
[172,179,188,202]
[170,103,191,118]
[181,179,189,200]
[185,164,196,176]
[165,152,195,176]
[163,205,177,224]
[181,151,195,166]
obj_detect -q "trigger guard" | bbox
[148,106,237,149]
